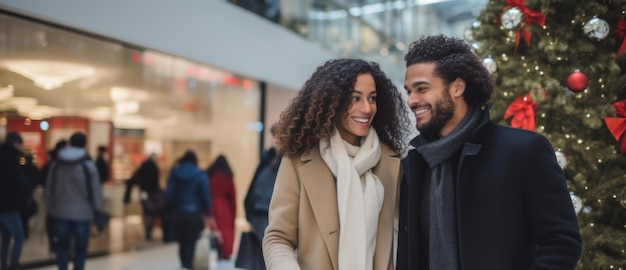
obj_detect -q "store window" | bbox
[0,13,260,264]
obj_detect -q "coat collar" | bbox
[409,104,493,148]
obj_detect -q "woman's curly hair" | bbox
[404,35,494,106]
[275,58,410,158]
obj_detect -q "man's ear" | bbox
[451,78,466,98]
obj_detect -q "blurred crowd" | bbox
[0,125,280,270]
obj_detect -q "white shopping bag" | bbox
[193,229,215,270]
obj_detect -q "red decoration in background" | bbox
[504,93,537,131]
[181,101,198,112]
[243,79,253,90]
[615,17,626,57]
[504,0,546,51]
[566,70,589,92]
[221,75,242,86]
[604,99,626,154]
[131,51,141,62]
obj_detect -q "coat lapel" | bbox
[372,145,400,270]
[299,149,340,270]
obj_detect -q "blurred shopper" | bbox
[39,139,67,252]
[237,124,281,269]
[165,150,211,270]
[45,132,102,270]
[95,145,109,184]
[124,153,163,240]
[19,152,40,240]
[0,132,30,270]
[206,154,236,259]
[40,140,67,187]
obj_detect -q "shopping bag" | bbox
[141,190,166,214]
[92,210,110,232]
[235,231,265,269]
[193,229,213,270]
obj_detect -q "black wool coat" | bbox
[396,109,582,270]
[0,143,31,213]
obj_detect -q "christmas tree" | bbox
[471,0,626,268]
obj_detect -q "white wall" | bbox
[0,0,336,91]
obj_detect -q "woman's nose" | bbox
[360,100,373,114]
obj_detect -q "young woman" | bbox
[206,154,236,259]
[262,58,410,270]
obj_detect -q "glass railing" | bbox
[224,0,485,84]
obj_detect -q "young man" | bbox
[397,35,582,269]
[45,132,102,270]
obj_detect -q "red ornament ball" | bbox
[566,70,588,92]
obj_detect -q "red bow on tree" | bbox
[614,17,626,57]
[504,0,546,52]
[504,93,537,131]
[604,99,626,154]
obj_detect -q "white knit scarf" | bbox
[320,127,384,270]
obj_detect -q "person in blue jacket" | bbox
[165,150,211,270]
[397,35,582,270]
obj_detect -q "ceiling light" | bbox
[2,60,95,90]
[115,101,140,115]
[110,87,151,102]
[10,97,37,111]
[0,85,14,101]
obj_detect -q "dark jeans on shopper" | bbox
[140,201,159,240]
[0,212,24,270]
[174,211,204,269]
[52,218,91,270]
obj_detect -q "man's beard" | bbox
[416,88,455,139]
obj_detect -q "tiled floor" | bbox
[31,243,242,270]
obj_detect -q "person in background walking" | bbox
[206,154,237,260]
[45,132,102,270]
[124,153,162,241]
[39,139,67,252]
[19,151,40,240]
[165,150,211,270]
[238,124,281,269]
[95,145,109,184]
[0,132,30,270]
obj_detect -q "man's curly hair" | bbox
[404,35,494,106]
[275,58,410,158]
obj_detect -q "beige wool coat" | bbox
[262,143,401,270]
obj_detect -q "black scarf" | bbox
[415,105,483,270]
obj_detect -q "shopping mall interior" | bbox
[0,0,485,268]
